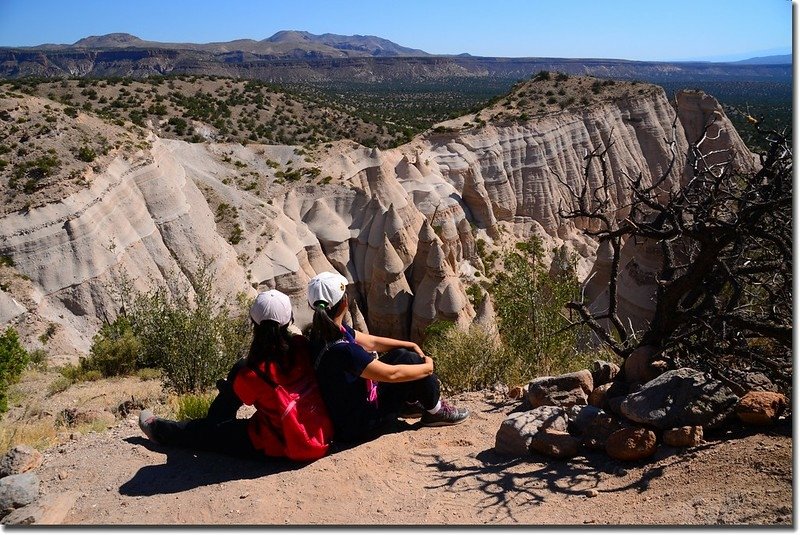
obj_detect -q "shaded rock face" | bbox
[620,368,739,430]
[0,87,753,355]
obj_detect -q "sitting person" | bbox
[307,271,468,444]
[138,289,333,461]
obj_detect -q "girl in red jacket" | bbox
[138,289,333,461]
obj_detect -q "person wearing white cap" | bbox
[307,271,469,443]
[138,289,333,459]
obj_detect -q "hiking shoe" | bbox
[420,400,469,427]
[399,401,424,419]
[138,410,160,444]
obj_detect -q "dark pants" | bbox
[149,360,261,459]
[376,348,441,415]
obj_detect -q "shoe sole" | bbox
[421,416,469,427]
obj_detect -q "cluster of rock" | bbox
[0,445,45,524]
[495,358,788,462]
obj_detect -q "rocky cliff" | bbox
[0,81,755,360]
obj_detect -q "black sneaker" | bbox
[399,401,424,419]
[138,410,160,444]
[420,400,469,427]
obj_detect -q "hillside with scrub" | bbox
[0,69,791,526]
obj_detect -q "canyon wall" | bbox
[0,88,755,360]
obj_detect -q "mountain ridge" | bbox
[8,32,789,65]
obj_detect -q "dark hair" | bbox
[309,296,346,346]
[246,319,294,374]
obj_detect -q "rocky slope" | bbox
[0,79,755,360]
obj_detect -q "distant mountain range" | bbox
[0,32,791,82]
[24,31,431,58]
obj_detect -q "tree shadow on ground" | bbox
[414,422,786,523]
[119,437,305,496]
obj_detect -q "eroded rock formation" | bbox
[0,86,754,358]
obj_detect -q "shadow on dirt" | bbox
[119,437,305,496]
[415,420,790,523]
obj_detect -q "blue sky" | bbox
[0,0,792,62]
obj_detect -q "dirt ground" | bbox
[12,380,792,527]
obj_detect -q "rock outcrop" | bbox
[0,85,754,356]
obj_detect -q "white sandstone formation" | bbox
[0,87,754,357]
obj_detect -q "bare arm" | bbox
[353,330,428,358]
[359,355,434,383]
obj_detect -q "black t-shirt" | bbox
[313,324,380,442]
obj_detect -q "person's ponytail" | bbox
[309,298,345,346]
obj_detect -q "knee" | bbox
[383,348,422,365]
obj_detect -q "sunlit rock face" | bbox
[0,88,753,356]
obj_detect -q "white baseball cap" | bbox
[249,289,293,326]
[307,271,348,308]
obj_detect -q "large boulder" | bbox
[527,370,593,408]
[620,368,739,429]
[0,473,40,517]
[605,427,657,461]
[494,406,571,457]
[735,391,788,426]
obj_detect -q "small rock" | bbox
[0,445,43,477]
[507,385,525,400]
[240,493,249,499]
[57,471,68,481]
[585,489,599,497]
[588,383,612,409]
[624,345,661,384]
[663,426,703,447]
[582,415,623,450]
[736,391,788,426]
[591,360,620,386]
[605,427,657,461]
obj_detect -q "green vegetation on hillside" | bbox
[424,236,596,393]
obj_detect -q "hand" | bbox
[409,343,427,359]
[422,355,434,373]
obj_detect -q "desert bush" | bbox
[0,328,29,413]
[126,265,251,394]
[423,322,509,393]
[174,391,215,420]
[82,315,141,377]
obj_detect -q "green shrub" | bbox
[136,368,162,381]
[0,328,29,413]
[47,375,72,396]
[128,265,251,394]
[424,323,509,393]
[492,236,590,377]
[82,315,141,377]
[175,392,215,420]
[77,146,96,162]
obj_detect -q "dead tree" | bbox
[556,113,792,395]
